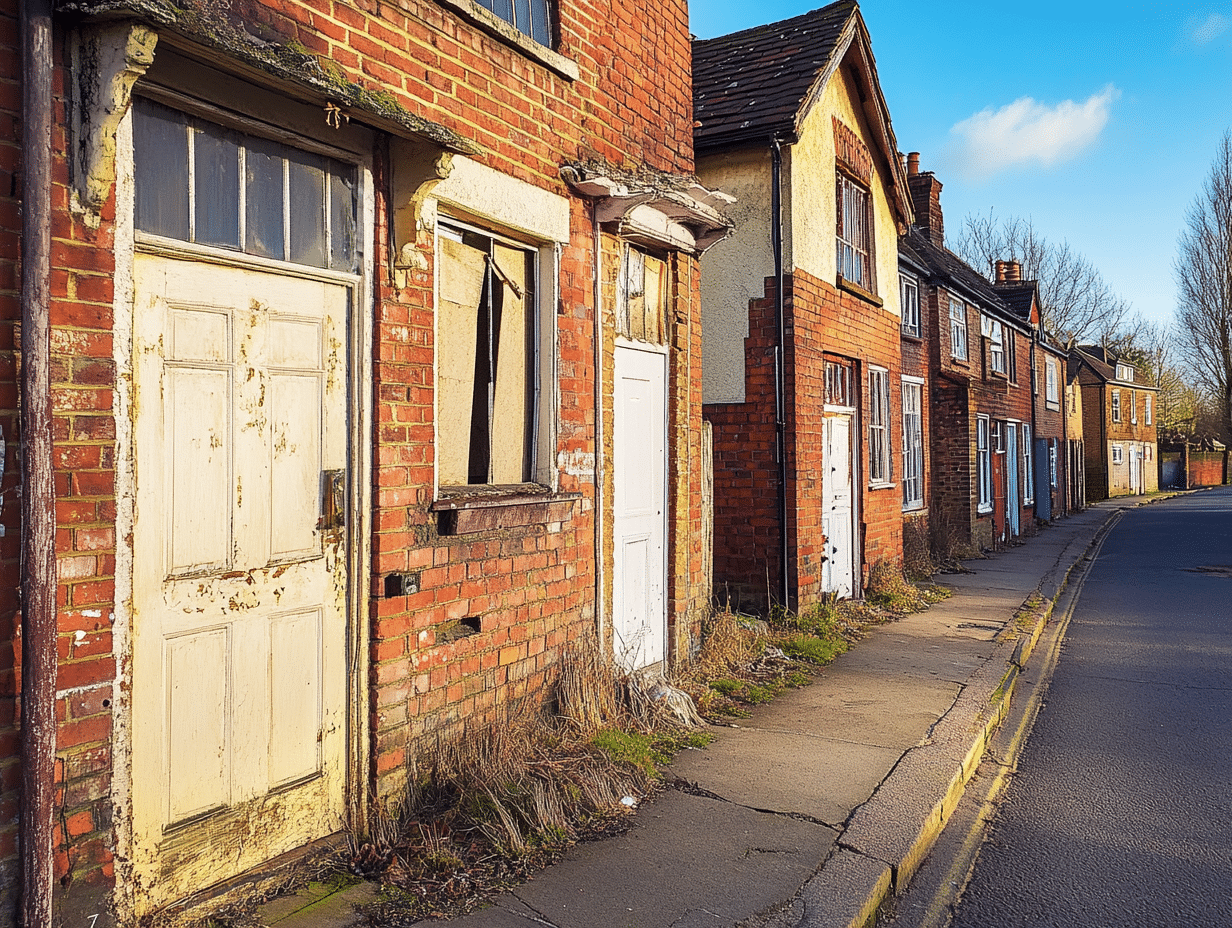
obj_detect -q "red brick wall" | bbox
[1189,451,1227,487]
[705,269,903,611]
[1,0,705,912]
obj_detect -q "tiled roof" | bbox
[993,282,1037,322]
[692,1,856,153]
[899,228,1021,322]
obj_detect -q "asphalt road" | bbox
[945,489,1232,927]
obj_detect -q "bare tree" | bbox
[1175,131,1232,442]
[953,212,1131,344]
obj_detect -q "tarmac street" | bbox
[938,487,1232,928]
[261,499,1135,928]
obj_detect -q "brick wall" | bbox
[706,268,903,611]
[1,0,706,913]
[1189,451,1227,487]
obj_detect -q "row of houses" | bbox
[0,0,1157,922]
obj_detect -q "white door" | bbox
[822,415,856,598]
[131,254,350,911]
[1006,424,1020,537]
[1130,444,1143,494]
[613,344,667,669]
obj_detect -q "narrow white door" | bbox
[822,415,856,598]
[1006,424,1020,537]
[131,255,349,911]
[613,345,667,669]
[1130,444,1142,494]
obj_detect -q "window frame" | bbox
[950,297,968,361]
[1112,443,1124,465]
[1049,440,1058,489]
[901,377,924,511]
[435,218,544,491]
[1146,393,1153,425]
[1111,388,1121,423]
[977,415,992,514]
[1130,389,1138,424]
[1021,423,1034,504]
[868,365,892,487]
[986,316,1006,375]
[1045,357,1060,408]
[836,172,875,293]
[900,273,920,337]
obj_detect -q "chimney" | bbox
[995,259,1022,283]
[905,153,943,246]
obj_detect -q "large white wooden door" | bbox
[822,415,856,599]
[613,344,667,669]
[131,254,349,910]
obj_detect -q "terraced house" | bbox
[695,0,913,610]
[0,0,729,920]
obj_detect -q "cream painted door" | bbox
[613,344,667,669]
[822,415,856,599]
[131,254,349,911]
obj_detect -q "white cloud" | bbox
[1189,12,1231,44]
[946,86,1119,181]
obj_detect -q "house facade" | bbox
[694,0,913,609]
[1,0,728,920]
[900,159,1041,555]
[1074,347,1159,498]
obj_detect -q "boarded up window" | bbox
[619,246,668,344]
[438,225,535,486]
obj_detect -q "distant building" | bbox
[1073,347,1159,498]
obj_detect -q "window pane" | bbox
[330,166,357,272]
[245,136,285,260]
[530,0,550,45]
[133,99,189,240]
[288,150,326,268]
[514,0,531,32]
[193,123,240,249]
[491,0,514,24]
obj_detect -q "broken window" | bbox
[474,0,552,45]
[836,172,874,292]
[132,97,358,272]
[824,358,854,407]
[901,378,923,510]
[437,223,536,487]
[618,246,668,344]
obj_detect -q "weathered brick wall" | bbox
[1,0,707,911]
[705,278,782,611]
[1189,451,1227,487]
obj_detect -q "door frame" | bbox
[611,338,670,669]
[110,90,375,917]
[822,402,860,599]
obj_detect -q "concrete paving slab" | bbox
[438,790,835,928]
[258,881,380,928]
[669,727,898,824]
[797,850,891,928]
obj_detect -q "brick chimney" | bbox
[905,152,944,246]
[995,260,1022,283]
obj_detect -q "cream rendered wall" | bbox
[697,147,775,404]
[788,63,900,321]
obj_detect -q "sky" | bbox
[689,0,1232,328]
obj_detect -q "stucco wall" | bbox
[697,147,774,404]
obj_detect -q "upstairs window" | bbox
[1130,389,1138,424]
[837,173,874,291]
[475,0,552,45]
[1046,357,1060,407]
[868,367,891,485]
[133,97,359,272]
[1146,393,1153,425]
[1006,329,1017,383]
[1116,362,1135,382]
[1111,389,1121,423]
[900,274,920,337]
[950,298,968,360]
[982,315,1005,374]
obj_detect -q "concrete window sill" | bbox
[435,0,580,81]
[433,486,580,535]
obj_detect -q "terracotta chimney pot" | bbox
[906,152,920,176]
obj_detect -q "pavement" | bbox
[258,497,1161,928]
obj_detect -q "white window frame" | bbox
[1146,393,1153,425]
[1117,363,1134,382]
[977,415,992,513]
[1111,388,1121,423]
[1112,443,1124,465]
[868,366,892,486]
[989,318,1005,374]
[1130,389,1137,424]
[1049,440,1058,489]
[837,173,874,292]
[1021,423,1034,504]
[1046,357,1060,408]
[1006,329,1017,383]
[950,297,968,360]
[901,377,924,510]
[900,274,920,337]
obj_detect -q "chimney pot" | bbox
[907,152,920,176]
[995,260,1007,282]
[1007,260,1021,282]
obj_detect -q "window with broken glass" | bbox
[618,245,668,344]
[437,222,537,487]
[824,358,855,408]
[132,97,358,272]
[836,172,874,292]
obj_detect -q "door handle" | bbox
[319,469,346,531]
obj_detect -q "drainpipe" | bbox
[770,138,789,609]
[591,202,605,645]
[19,0,58,922]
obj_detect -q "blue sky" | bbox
[690,1,1232,327]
